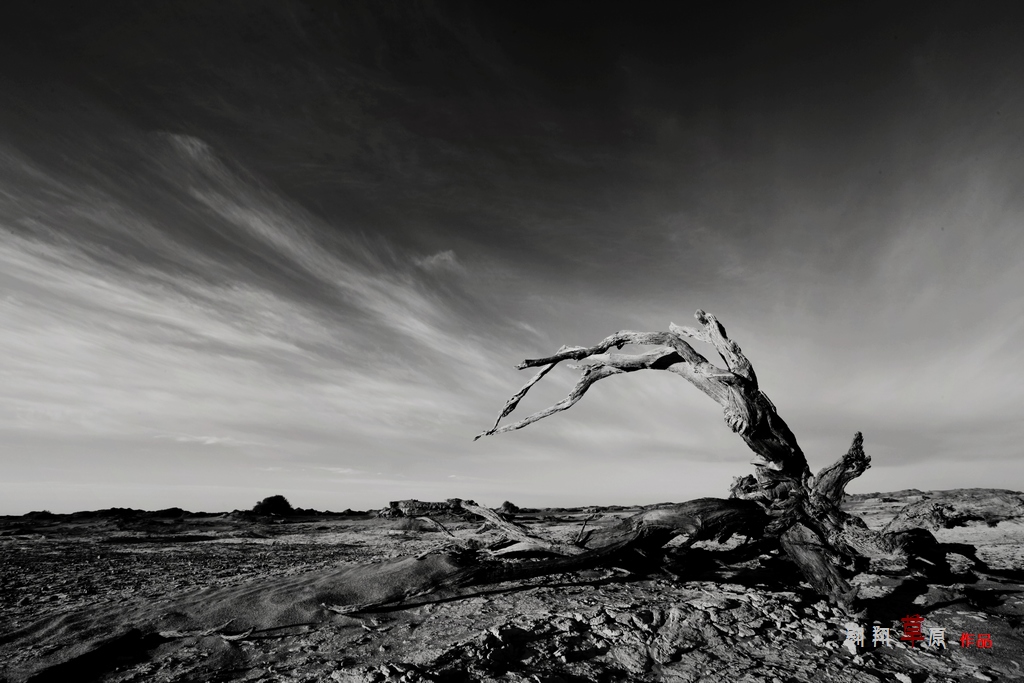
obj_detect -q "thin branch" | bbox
[489,541,584,557]
[482,352,567,434]
[574,514,599,545]
[414,517,457,539]
[478,345,722,440]
[478,332,740,440]
[517,331,710,370]
[475,364,624,439]
[460,502,586,557]
[460,502,542,545]
[477,310,808,491]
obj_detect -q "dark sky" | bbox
[1,2,1023,513]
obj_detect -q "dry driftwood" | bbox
[469,309,972,610]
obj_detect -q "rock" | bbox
[630,610,655,626]
[609,644,648,674]
[691,596,733,610]
[331,668,378,683]
[488,623,531,644]
[894,674,911,683]
[609,610,632,625]
[377,499,474,519]
[552,617,582,633]
[884,490,1024,532]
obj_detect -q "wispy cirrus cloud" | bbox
[3,2,1024,516]
[154,434,266,447]
[317,467,361,476]
[0,132,528,498]
[414,249,464,274]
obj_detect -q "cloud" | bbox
[413,250,464,274]
[4,10,1024,515]
[155,434,264,447]
[174,148,501,377]
[0,133,523,469]
[447,473,493,481]
[514,321,543,338]
[317,467,360,475]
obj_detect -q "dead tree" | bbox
[280,309,970,615]
[466,309,972,611]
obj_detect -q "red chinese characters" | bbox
[899,614,925,647]
[959,633,994,648]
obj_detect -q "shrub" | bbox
[252,495,294,516]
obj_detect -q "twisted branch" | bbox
[478,310,808,481]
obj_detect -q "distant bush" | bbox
[499,501,520,514]
[150,507,187,518]
[252,495,294,516]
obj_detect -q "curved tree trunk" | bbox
[471,310,964,610]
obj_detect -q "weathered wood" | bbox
[472,310,983,609]
[579,498,769,553]
[810,432,871,506]
[779,523,858,609]
[480,311,811,489]
[459,501,587,557]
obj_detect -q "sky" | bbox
[0,2,1022,514]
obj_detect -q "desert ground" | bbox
[2,489,1023,683]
